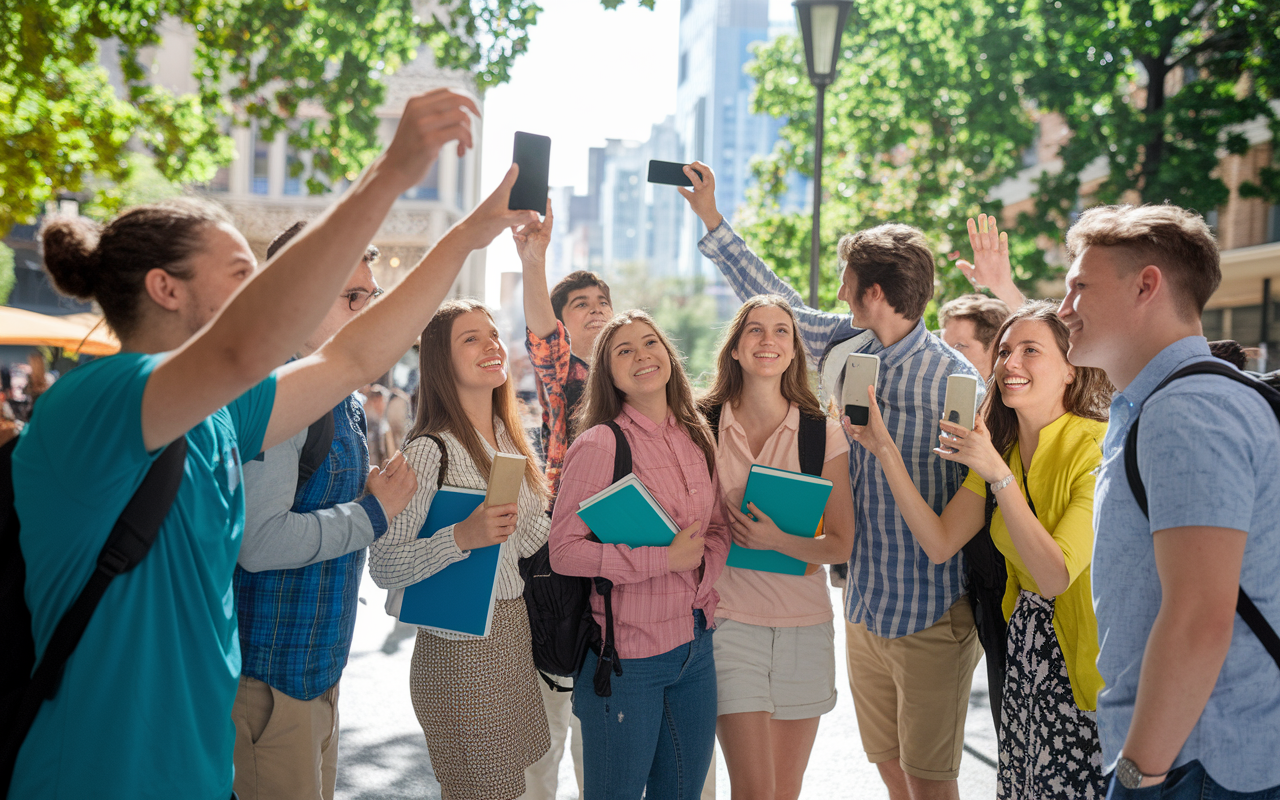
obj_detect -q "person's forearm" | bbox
[522,255,558,339]
[992,483,1069,596]
[1120,596,1235,777]
[990,278,1025,310]
[878,446,968,563]
[239,502,378,572]
[766,530,851,565]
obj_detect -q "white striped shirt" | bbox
[368,421,548,639]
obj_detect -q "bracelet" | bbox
[990,473,1016,494]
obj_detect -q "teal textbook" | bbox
[397,486,502,637]
[576,474,679,546]
[727,464,832,575]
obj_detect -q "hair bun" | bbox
[39,216,104,301]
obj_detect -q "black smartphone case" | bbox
[646,160,702,187]
[510,132,551,211]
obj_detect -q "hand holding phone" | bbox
[509,132,551,212]
[842,353,881,426]
[647,160,704,187]
[939,374,979,454]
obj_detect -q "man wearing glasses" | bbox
[230,221,418,800]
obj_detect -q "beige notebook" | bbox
[486,453,526,506]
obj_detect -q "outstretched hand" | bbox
[954,213,1025,308]
[511,197,554,266]
[384,88,481,194]
[676,161,723,232]
[842,385,898,462]
[934,413,1009,484]
[458,164,540,251]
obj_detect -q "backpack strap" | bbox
[591,420,632,695]
[2,437,187,792]
[421,434,449,491]
[1122,359,1280,673]
[797,412,827,477]
[296,409,336,494]
[704,404,723,444]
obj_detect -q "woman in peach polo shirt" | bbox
[698,295,856,800]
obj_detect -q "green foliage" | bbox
[0,241,14,305]
[0,0,646,235]
[742,0,1279,307]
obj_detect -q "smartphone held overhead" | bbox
[509,131,551,212]
[647,160,703,187]
[842,353,880,426]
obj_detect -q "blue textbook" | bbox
[727,464,833,576]
[576,474,679,546]
[397,486,502,637]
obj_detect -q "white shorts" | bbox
[712,617,837,720]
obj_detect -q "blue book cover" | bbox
[727,464,833,576]
[398,486,502,637]
[576,474,678,547]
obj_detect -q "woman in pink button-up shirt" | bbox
[550,309,730,800]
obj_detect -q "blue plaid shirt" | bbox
[700,221,978,638]
[233,395,387,700]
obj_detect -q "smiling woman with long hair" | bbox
[367,299,551,800]
[548,309,731,800]
[697,296,855,800]
[846,300,1112,799]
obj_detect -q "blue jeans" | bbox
[573,610,717,800]
[1107,761,1280,800]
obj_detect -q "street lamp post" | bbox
[793,0,853,308]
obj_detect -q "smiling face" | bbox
[450,309,508,395]
[561,286,613,352]
[994,319,1074,416]
[732,305,795,380]
[607,320,672,405]
[1058,245,1133,371]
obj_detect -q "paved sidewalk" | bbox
[336,569,998,799]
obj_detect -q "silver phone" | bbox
[942,374,980,431]
[842,353,881,426]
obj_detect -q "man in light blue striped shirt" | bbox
[681,164,982,799]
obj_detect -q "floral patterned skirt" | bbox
[997,590,1105,800]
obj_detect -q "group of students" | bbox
[8,86,1280,800]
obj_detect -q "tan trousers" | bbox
[231,675,340,800]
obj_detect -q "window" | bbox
[283,145,305,196]
[456,155,467,209]
[250,123,270,195]
[403,160,440,201]
[679,52,688,85]
[1201,308,1224,341]
[681,0,692,16]
[1268,204,1280,244]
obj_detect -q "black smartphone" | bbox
[647,160,703,187]
[509,131,551,212]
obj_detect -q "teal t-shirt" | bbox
[11,352,277,800]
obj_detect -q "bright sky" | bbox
[478,0,796,304]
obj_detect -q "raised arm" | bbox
[515,198,557,340]
[142,89,479,452]
[954,213,1025,309]
[680,161,855,360]
[261,164,538,451]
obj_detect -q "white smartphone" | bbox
[842,353,881,426]
[942,374,980,432]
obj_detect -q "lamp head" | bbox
[793,0,854,87]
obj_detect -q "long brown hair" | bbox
[573,309,717,476]
[982,300,1112,458]
[405,299,547,502]
[699,295,825,419]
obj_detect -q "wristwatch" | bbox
[1116,756,1165,790]
[990,473,1016,494]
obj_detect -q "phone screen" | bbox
[509,132,551,211]
[646,160,703,187]
[842,354,880,426]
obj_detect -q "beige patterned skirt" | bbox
[409,598,551,800]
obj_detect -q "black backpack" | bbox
[0,435,187,795]
[519,421,630,698]
[703,402,827,478]
[1123,360,1280,672]
[250,409,334,493]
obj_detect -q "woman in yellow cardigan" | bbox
[847,300,1112,800]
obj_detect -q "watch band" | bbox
[990,473,1016,494]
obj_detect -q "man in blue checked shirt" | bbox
[232,223,417,800]
[680,164,983,800]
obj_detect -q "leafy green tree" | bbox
[0,241,14,305]
[0,0,651,236]
[741,0,1279,307]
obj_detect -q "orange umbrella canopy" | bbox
[0,306,120,356]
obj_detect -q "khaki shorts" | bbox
[713,617,838,720]
[844,597,981,781]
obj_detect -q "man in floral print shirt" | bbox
[516,199,613,500]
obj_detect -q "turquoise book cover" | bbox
[727,464,832,575]
[399,486,502,637]
[576,474,678,547]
